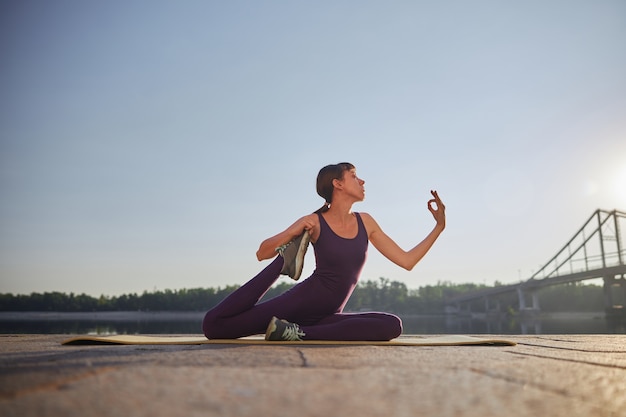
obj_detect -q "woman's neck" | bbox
[325,201,355,224]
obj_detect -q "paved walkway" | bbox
[1,334,625,417]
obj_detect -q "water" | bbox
[0,312,204,335]
[401,313,626,335]
[1,311,624,335]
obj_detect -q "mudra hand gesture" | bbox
[428,190,446,230]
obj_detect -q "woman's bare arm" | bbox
[362,191,446,271]
[255,214,318,261]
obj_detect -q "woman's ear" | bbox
[332,178,343,190]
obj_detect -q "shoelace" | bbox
[275,241,292,256]
[281,324,305,341]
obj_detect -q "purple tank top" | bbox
[311,212,369,298]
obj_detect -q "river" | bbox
[1,311,624,335]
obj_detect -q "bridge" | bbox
[446,209,626,317]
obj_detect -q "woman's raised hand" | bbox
[427,190,446,230]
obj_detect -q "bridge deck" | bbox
[448,264,626,305]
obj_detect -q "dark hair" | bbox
[314,162,355,214]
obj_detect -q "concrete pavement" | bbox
[1,334,625,417]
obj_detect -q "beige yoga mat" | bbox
[61,334,516,346]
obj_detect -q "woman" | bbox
[202,162,446,341]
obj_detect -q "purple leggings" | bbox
[202,256,402,341]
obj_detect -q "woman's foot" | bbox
[275,231,310,281]
[265,316,306,341]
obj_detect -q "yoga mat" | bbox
[62,334,516,346]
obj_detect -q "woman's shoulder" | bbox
[355,212,381,235]
[356,211,374,221]
[301,213,322,243]
[304,213,319,222]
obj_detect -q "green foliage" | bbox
[0,279,606,313]
[345,278,409,313]
[537,283,605,312]
[0,286,240,312]
[345,279,498,314]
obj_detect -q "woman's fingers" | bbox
[429,190,445,211]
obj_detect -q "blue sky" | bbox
[1,1,625,297]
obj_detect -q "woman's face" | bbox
[337,168,365,201]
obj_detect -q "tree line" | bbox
[0,278,606,314]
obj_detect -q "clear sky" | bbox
[1,1,625,297]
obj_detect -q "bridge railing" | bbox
[530,209,626,281]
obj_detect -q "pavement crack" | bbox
[296,349,312,368]
[517,342,626,353]
[469,365,623,416]
[469,367,570,397]
[509,350,626,370]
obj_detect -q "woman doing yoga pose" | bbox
[202,162,446,341]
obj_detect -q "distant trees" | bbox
[0,292,100,312]
[0,286,239,312]
[0,279,605,313]
[346,278,409,313]
[536,284,605,312]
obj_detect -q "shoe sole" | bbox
[265,316,278,341]
[291,231,311,281]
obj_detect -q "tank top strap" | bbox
[317,211,330,231]
[354,212,364,232]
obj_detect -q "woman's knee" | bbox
[202,311,219,339]
[383,313,403,339]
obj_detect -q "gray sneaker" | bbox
[265,316,306,341]
[275,230,310,281]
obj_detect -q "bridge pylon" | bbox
[516,288,540,314]
[604,274,626,317]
